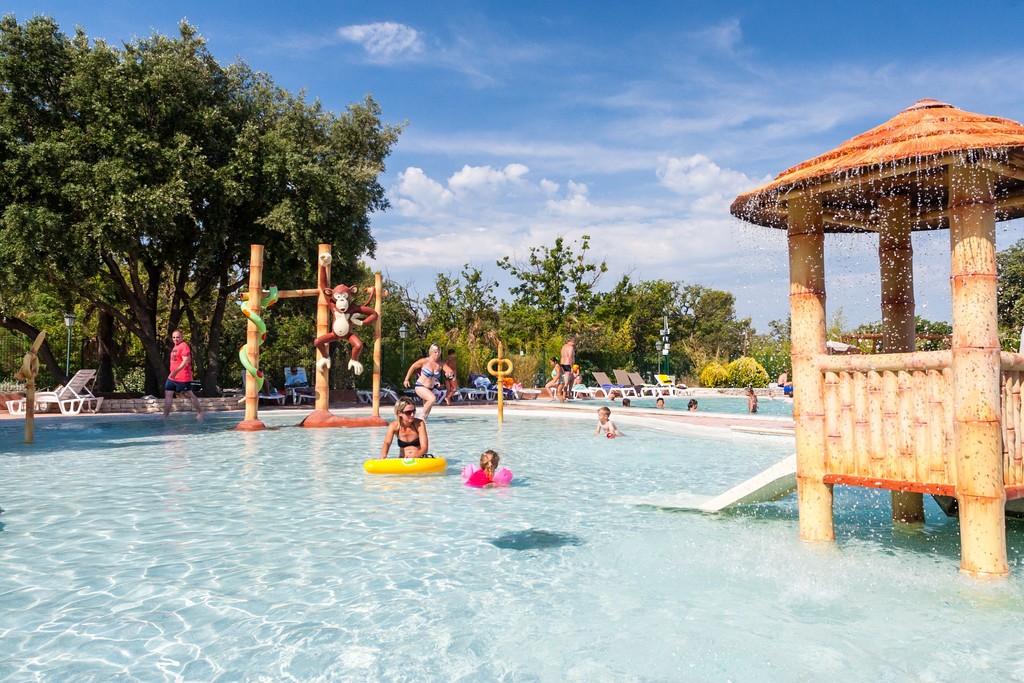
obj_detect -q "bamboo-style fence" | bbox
[812,350,1024,497]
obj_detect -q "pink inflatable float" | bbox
[462,464,514,487]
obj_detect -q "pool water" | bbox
[1,410,1023,680]
[624,394,794,417]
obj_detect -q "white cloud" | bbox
[657,154,762,198]
[539,179,559,195]
[448,163,530,194]
[392,167,452,215]
[338,22,422,59]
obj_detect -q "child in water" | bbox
[746,386,758,414]
[595,406,624,438]
[687,399,698,411]
[462,449,513,487]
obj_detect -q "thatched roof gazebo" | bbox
[731,99,1024,577]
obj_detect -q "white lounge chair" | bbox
[258,388,286,406]
[284,367,316,405]
[592,371,632,399]
[11,369,105,415]
[626,371,668,397]
[655,374,690,396]
[356,388,401,404]
[611,370,640,397]
[453,387,488,401]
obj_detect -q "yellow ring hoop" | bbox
[487,357,513,376]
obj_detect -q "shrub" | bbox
[699,361,729,388]
[726,356,770,388]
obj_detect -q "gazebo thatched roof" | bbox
[730,99,1024,232]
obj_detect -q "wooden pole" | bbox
[788,194,833,542]
[878,193,925,523]
[18,331,46,444]
[948,161,1007,577]
[237,244,266,431]
[372,272,383,419]
[315,244,331,412]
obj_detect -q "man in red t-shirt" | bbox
[163,330,203,419]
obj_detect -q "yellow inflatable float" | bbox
[363,457,447,474]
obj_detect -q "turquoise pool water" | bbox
[624,394,794,417]
[1,410,1022,680]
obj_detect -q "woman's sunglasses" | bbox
[401,409,415,415]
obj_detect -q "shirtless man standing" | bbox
[559,336,576,402]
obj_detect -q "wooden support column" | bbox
[878,193,924,523]
[372,272,383,419]
[948,161,1007,577]
[237,244,266,431]
[788,194,833,542]
[314,243,331,413]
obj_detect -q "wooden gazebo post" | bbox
[948,160,1007,577]
[788,194,833,542]
[877,193,925,523]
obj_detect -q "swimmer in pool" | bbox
[379,398,429,458]
[595,406,624,438]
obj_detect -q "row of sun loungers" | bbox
[572,370,690,399]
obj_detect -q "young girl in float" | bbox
[595,406,624,438]
[379,398,429,458]
[462,450,514,487]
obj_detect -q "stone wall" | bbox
[101,397,243,413]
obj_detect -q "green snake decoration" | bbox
[238,286,279,391]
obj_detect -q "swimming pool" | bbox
[1,410,1022,680]
[624,393,794,417]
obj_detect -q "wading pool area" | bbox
[2,408,1023,680]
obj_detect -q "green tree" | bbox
[496,234,607,335]
[0,16,400,394]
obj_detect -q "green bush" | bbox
[699,361,729,388]
[726,356,770,388]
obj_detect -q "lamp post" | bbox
[398,323,408,370]
[659,314,671,378]
[655,340,663,376]
[63,312,77,377]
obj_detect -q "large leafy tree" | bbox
[496,234,607,335]
[0,16,400,393]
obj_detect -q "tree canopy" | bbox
[0,15,401,392]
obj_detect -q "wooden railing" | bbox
[811,350,1024,496]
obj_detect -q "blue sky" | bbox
[8,1,1024,329]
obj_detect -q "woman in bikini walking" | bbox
[403,343,445,419]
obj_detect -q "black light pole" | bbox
[398,323,408,370]
[63,312,77,377]
[660,315,671,378]
[655,340,663,376]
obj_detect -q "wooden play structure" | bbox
[237,243,386,431]
[731,99,1024,577]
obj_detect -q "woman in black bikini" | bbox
[379,398,429,458]
[404,344,444,419]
